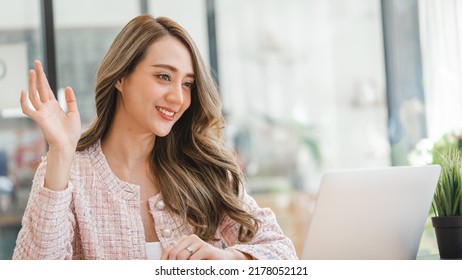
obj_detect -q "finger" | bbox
[174,247,194,260]
[35,60,54,101]
[64,87,79,114]
[182,243,201,260]
[166,236,189,260]
[20,90,35,118]
[172,235,200,260]
[160,241,176,260]
[28,69,42,110]
[188,246,208,260]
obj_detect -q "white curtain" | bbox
[419,0,462,140]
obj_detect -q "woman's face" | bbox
[115,35,194,137]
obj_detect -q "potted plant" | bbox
[431,148,462,259]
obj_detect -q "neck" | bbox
[101,117,155,171]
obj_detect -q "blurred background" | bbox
[0,0,461,259]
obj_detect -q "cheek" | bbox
[184,93,192,110]
[176,95,192,120]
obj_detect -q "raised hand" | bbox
[20,60,82,191]
[20,60,81,152]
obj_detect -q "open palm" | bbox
[20,60,81,151]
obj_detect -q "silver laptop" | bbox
[301,165,441,260]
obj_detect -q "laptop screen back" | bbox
[301,165,441,260]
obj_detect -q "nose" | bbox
[165,82,184,105]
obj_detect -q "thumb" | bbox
[64,87,79,114]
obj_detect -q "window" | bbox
[0,0,43,259]
[216,0,389,193]
[54,0,140,125]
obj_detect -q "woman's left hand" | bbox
[160,234,252,260]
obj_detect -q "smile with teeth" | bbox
[156,106,175,117]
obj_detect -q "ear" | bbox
[115,78,124,93]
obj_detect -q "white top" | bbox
[145,242,163,260]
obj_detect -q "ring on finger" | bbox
[170,241,177,247]
[185,246,194,254]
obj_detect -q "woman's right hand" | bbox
[20,60,81,191]
[20,60,81,153]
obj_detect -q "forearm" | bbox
[13,187,75,259]
[13,159,75,259]
[221,193,298,260]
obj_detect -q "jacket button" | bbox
[162,229,172,238]
[156,199,165,210]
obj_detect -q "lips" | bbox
[156,106,176,120]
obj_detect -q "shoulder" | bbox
[74,142,97,166]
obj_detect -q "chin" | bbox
[155,129,173,138]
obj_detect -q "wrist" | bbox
[44,147,76,191]
[48,143,77,155]
[225,248,253,260]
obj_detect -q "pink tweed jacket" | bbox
[13,140,297,260]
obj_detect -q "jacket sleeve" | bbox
[12,157,76,260]
[218,191,298,260]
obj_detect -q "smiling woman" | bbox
[12,15,297,260]
[113,36,194,136]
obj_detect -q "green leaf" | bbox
[433,147,462,217]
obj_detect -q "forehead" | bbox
[143,35,194,75]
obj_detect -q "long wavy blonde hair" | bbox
[77,15,259,242]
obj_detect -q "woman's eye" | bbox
[183,82,195,89]
[158,74,171,81]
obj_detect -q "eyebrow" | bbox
[151,64,195,79]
